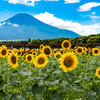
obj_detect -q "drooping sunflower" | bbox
[0,46,8,58]
[54,52,62,60]
[26,54,34,63]
[96,67,100,78]
[92,48,100,56]
[61,40,71,50]
[41,46,52,57]
[34,54,48,68]
[76,46,83,55]
[59,52,78,72]
[8,53,18,68]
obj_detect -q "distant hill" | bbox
[0,13,81,40]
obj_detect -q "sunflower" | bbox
[59,52,78,72]
[8,53,18,68]
[32,52,37,56]
[54,52,62,60]
[26,54,34,63]
[92,48,100,56]
[76,46,83,55]
[8,49,13,55]
[0,46,8,58]
[42,46,52,57]
[17,50,22,57]
[83,47,87,53]
[96,67,100,78]
[40,44,44,50]
[34,54,48,68]
[61,40,71,50]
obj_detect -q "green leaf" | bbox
[32,84,43,94]
[61,80,69,91]
[21,93,27,100]
[21,71,32,75]
[71,86,84,92]
[86,91,96,100]
[0,78,4,90]
[51,90,64,100]
[0,92,6,98]
[49,79,59,85]
[28,77,42,81]
[73,80,81,84]
[4,81,18,87]
[12,93,19,100]
[96,88,100,95]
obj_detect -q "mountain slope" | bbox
[0,13,80,40]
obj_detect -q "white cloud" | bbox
[34,12,100,36]
[0,23,2,26]
[78,2,100,12]
[64,0,80,4]
[82,15,100,19]
[6,0,41,6]
[7,22,11,25]
[2,22,6,25]
[91,12,96,15]
[13,24,19,26]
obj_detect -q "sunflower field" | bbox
[0,40,100,100]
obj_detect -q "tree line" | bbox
[0,33,100,45]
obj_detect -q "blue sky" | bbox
[0,0,100,36]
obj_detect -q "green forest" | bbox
[0,33,100,44]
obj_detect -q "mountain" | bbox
[0,13,80,40]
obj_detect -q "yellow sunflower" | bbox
[40,44,44,50]
[83,47,87,53]
[96,67,100,78]
[17,50,22,57]
[32,52,37,56]
[0,46,8,58]
[54,52,62,60]
[8,53,18,68]
[76,46,83,55]
[92,48,100,56]
[59,52,78,72]
[61,40,71,50]
[41,46,52,57]
[26,54,34,63]
[34,54,48,68]
[8,49,13,55]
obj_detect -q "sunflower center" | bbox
[44,48,50,55]
[77,48,82,53]
[33,53,36,55]
[27,56,32,61]
[11,55,16,64]
[1,49,7,55]
[63,42,69,48]
[38,57,45,64]
[94,50,98,54]
[64,57,73,67]
[98,70,100,75]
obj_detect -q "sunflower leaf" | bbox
[51,90,64,100]
[86,91,96,100]
[32,84,43,94]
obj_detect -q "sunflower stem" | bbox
[64,72,67,100]
[42,68,46,100]
[18,58,23,94]
[5,57,8,93]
